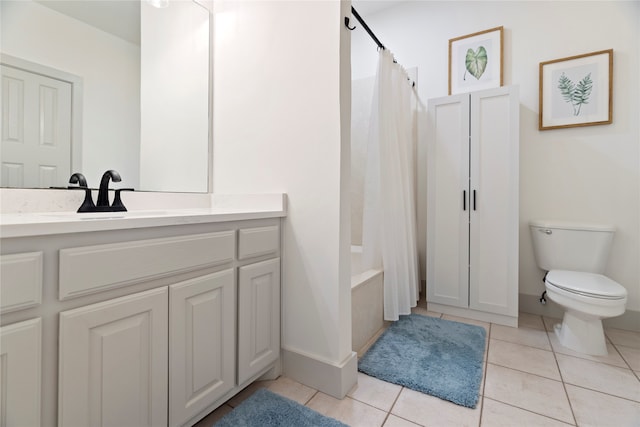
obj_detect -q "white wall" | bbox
[1,0,141,189]
[352,1,640,317]
[139,0,209,193]
[212,0,355,394]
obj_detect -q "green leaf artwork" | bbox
[557,72,593,116]
[464,46,488,81]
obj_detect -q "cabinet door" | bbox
[0,318,41,427]
[238,258,280,384]
[469,86,519,316]
[169,269,235,427]
[58,287,168,427]
[426,94,470,308]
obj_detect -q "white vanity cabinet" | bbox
[58,287,170,426]
[0,251,44,426]
[0,318,42,427]
[426,86,519,327]
[169,269,236,426]
[0,215,282,427]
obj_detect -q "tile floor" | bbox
[196,305,640,427]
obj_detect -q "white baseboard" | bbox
[427,303,518,327]
[282,347,357,399]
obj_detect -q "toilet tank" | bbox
[529,220,615,273]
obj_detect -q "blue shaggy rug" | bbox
[358,313,486,408]
[213,389,348,427]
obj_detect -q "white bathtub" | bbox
[351,245,384,353]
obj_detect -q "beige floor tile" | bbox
[548,331,629,368]
[348,373,402,412]
[543,316,561,331]
[411,306,442,318]
[490,323,552,350]
[488,338,560,380]
[225,379,272,407]
[481,397,574,426]
[556,354,640,402]
[306,392,387,427]
[391,387,482,427]
[617,345,640,371]
[606,328,640,350]
[566,384,640,427]
[192,404,233,427]
[441,314,490,334]
[518,312,546,330]
[267,376,317,405]
[383,414,423,427]
[484,363,574,424]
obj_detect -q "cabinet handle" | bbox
[463,190,466,211]
[473,190,477,211]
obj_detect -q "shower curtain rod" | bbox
[345,7,416,88]
[346,7,385,50]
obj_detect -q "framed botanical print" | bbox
[539,49,613,130]
[449,26,503,95]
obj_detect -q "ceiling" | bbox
[34,0,140,45]
[352,0,408,16]
[33,0,406,47]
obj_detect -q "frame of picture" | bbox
[539,49,613,130]
[449,26,503,95]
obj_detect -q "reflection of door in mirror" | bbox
[1,0,212,193]
[1,64,73,188]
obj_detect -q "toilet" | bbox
[529,220,627,356]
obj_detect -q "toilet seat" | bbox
[546,270,627,300]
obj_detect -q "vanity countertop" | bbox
[1,194,287,238]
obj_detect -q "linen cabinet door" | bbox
[237,258,280,384]
[0,318,42,427]
[426,94,470,308]
[169,269,236,427]
[468,86,519,317]
[58,287,168,427]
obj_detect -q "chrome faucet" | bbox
[97,170,121,207]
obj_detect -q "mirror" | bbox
[1,0,212,193]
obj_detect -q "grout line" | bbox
[477,322,492,426]
[548,325,579,427]
[482,396,576,426]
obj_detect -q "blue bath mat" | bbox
[358,313,486,408]
[213,388,348,427]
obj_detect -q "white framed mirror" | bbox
[1,0,212,193]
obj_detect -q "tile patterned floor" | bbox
[195,306,640,427]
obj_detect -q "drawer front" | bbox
[59,231,235,300]
[0,252,43,313]
[238,225,279,260]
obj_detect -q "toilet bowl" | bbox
[544,270,627,356]
[529,220,628,356]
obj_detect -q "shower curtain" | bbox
[362,49,420,321]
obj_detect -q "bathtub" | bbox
[351,245,384,354]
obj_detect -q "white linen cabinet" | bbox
[426,86,519,327]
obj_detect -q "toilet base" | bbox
[554,311,608,356]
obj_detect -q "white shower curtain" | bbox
[362,49,420,321]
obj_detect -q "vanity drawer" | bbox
[0,252,43,313]
[238,225,279,260]
[59,231,235,300]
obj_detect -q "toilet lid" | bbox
[546,270,627,299]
